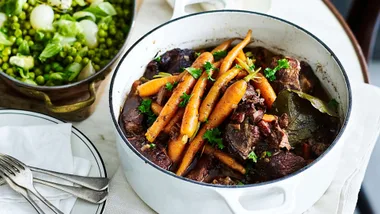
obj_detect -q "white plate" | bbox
[0,109,107,214]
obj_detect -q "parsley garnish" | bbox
[195,52,201,57]
[154,56,161,63]
[149,143,156,149]
[165,81,178,91]
[235,64,243,69]
[328,99,339,109]
[264,58,290,81]
[213,50,227,61]
[138,99,157,126]
[203,61,216,81]
[266,151,272,157]
[248,151,258,163]
[203,128,224,150]
[179,92,191,107]
[186,67,202,79]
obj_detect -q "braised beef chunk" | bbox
[257,120,291,150]
[271,56,302,93]
[121,95,144,137]
[156,86,172,106]
[224,121,261,160]
[212,177,237,185]
[142,143,172,170]
[299,61,318,94]
[143,61,160,79]
[160,48,196,74]
[256,151,306,179]
[186,155,214,182]
[311,143,329,156]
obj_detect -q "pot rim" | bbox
[0,0,137,91]
[109,9,352,189]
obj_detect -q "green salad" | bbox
[0,0,132,86]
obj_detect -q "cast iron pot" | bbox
[110,10,352,214]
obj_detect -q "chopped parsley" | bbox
[195,52,201,57]
[248,151,258,163]
[154,56,161,63]
[235,64,243,69]
[138,99,157,126]
[165,82,178,91]
[149,143,156,149]
[213,50,228,61]
[265,151,272,157]
[203,128,224,150]
[186,67,202,79]
[179,92,191,107]
[203,61,217,81]
[264,58,290,81]
[328,99,339,109]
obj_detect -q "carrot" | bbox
[236,50,247,62]
[203,145,246,174]
[176,80,247,176]
[145,52,214,142]
[252,73,277,108]
[211,38,237,54]
[219,30,252,77]
[199,67,241,122]
[181,66,216,140]
[262,114,277,123]
[168,137,187,164]
[151,102,163,116]
[137,75,178,97]
[213,60,222,69]
[163,108,185,133]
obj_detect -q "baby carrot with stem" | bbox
[137,75,178,97]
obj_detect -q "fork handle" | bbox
[30,166,109,191]
[34,178,108,204]
[28,187,64,214]
[23,193,46,214]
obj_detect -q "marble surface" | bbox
[72,0,366,179]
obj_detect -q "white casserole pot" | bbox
[109,10,352,214]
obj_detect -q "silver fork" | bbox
[0,157,64,214]
[0,165,45,214]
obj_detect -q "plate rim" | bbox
[0,109,107,214]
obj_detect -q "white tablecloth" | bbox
[71,0,374,213]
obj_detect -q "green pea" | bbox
[73,42,81,50]
[55,66,64,73]
[67,56,74,63]
[11,23,20,30]
[45,32,52,40]
[23,3,29,10]
[74,55,82,63]
[99,44,106,49]
[19,12,27,20]
[15,29,23,37]
[2,56,9,62]
[11,16,18,23]
[82,57,90,65]
[6,68,14,76]
[3,48,11,56]
[93,57,100,64]
[99,38,105,44]
[24,35,31,41]
[22,29,28,35]
[50,73,63,84]
[36,75,45,85]
[102,50,110,58]
[94,64,100,71]
[98,30,107,38]
[24,22,31,30]
[16,38,23,45]
[0,45,4,51]
[9,36,16,44]
[44,64,52,73]
[29,29,36,36]
[2,63,9,70]
[43,73,50,81]
[70,47,77,56]
[28,72,35,80]
[34,68,43,76]
[52,62,61,70]
[12,48,18,54]
[109,28,116,35]
[54,14,60,20]
[59,51,67,58]
[28,40,34,47]
[0,59,3,65]
[88,50,95,57]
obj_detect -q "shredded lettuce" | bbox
[18,40,30,55]
[54,19,82,37]
[10,55,34,70]
[73,11,96,22]
[0,31,13,46]
[4,0,26,16]
[84,2,117,17]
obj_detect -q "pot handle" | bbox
[171,0,235,19]
[215,183,297,214]
[18,82,96,113]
